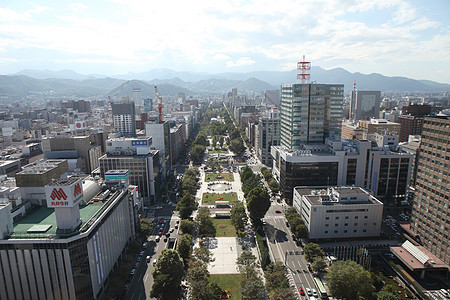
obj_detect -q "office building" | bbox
[350,91,381,122]
[341,122,364,140]
[131,87,142,105]
[99,137,160,203]
[358,119,400,136]
[293,186,383,240]
[271,138,412,204]
[264,90,280,107]
[145,121,171,176]
[0,177,136,300]
[398,103,431,142]
[255,109,280,166]
[112,101,136,137]
[280,83,343,149]
[410,116,450,264]
[170,123,186,166]
[144,98,153,113]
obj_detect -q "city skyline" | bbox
[0,0,449,84]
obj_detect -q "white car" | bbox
[312,289,318,297]
[306,288,312,296]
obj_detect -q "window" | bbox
[344,230,348,233]
[355,216,359,219]
[345,216,349,219]
[353,229,357,233]
[335,224,339,227]
[335,217,339,220]
[364,216,368,219]
[363,229,367,232]
[325,217,329,220]
[344,223,348,226]
[325,224,329,227]
[354,223,358,226]
[334,230,338,233]
[324,231,328,234]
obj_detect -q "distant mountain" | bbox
[4,67,450,98]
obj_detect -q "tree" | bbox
[240,166,254,183]
[241,277,267,300]
[325,260,374,300]
[140,218,154,237]
[176,193,196,219]
[230,128,240,140]
[230,202,248,232]
[151,249,185,300]
[268,178,279,193]
[212,135,217,147]
[219,136,224,147]
[194,134,209,146]
[195,207,216,238]
[264,262,289,292]
[236,251,259,280]
[294,224,308,239]
[187,260,214,300]
[304,243,325,263]
[377,290,397,300]
[246,187,271,221]
[311,257,327,274]
[179,219,194,234]
[190,144,206,165]
[193,240,215,265]
[229,138,245,156]
[177,234,193,264]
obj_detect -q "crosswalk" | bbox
[286,268,301,299]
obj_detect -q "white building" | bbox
[255,109,280,166]
[293,186,383,240]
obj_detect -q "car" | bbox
[130,269,136,276]
[134,262,140,268]
[170,228,174,233]
[153,259,157,266]
[164,237,168,242]
[298,287,305,295]
[312,289,318,297]
[158,231,162,236]
[146,255,151,263]
[165,232,171,238]
[275,210,282,213]
[262,220,266,226]
[137,256,142,262]
[306,288,312,296]
[143,242,148,248]
[139,250,145,256]
[176,220,180,224]
[175,224,178,229]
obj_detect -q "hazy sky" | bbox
[0,0,449,83]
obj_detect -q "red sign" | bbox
[50,188,67,201]
[74,183,82,197]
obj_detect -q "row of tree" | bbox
[285,207,308,239]
[190,133,208,165]
[260,166,279,194]
[240,166,271,222]
[176,168,199,219]
[236,251,267,300]
[264,262,296,300]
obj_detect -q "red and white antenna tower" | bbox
[297,55,311,84]
[154,85,163,124]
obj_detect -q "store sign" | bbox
[45,179,84,208]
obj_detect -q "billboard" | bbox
[131,137,152,147]
[45,179,84,208]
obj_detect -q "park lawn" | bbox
[209,149,229,154]
[202,192,238,205]
[213,218,236,237]
[205,172,234,182]
[210,274,244,300]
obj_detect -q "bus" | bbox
[313,277,328,299]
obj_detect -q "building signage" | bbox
[45,179,84,208]
[131,137,152,147]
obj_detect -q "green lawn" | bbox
[210,274,244,300]
[209,149,229,154]
[212,218,236,237]
[202,192,238,205]
[205,172,234,182]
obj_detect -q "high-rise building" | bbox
[112,101,136,137]
[144,98,153,113]
[131,87,142,104]
[280,83,343,149]
[350,91,381,122]
[144,120,171,176]
[410,116,450,264]
[272,138,413,204]
[255,109,280,166]
[398,103,431,142]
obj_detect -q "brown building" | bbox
[410,116,450,265]
[358,119,400,135]
[398,103,431,142]
[341,122,365,140]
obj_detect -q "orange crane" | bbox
[154,85,163,124]
[108,80,131,106]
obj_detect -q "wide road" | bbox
[264,201,316,298]
[125,213,181,300]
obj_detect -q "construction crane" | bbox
[108,80,131,106]
[154,85,163,124]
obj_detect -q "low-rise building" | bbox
[293,186,383,240]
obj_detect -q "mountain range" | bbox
[1,67,449,98]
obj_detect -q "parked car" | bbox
[155,236,160,242]
[298,287,305,295]
[153,259,157,266]
[312,289,318,297]
[170,228,174,233]
[130,269,136,276]
[143,242,148,248]
[275,210,282,213]
[306,287,312,296]
[146,256,151,263]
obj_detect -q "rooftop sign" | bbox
[45,179,84,208]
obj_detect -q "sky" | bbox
[0,0,449,83]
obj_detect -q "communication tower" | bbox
[297,55,311,84]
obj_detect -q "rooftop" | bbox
[17,159,66,175]
[295,186,381,206]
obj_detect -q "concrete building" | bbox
[398,103,431,142]
[410,116,450,265]
[169,123,185,166]
[42,135,103,174]
[350,91,381,122]
[0,178,136,299]
[341,122,365,140]
[280,83,343,149]
[112,101,136,137]
[358,119,401,136]
[144,120,171,176]
[144,98,153,113]
[293,186,383,240]
[264,90,280,107]
[0,159,21,177]
[99,137,160,204]
[271,139,413,205]
[255,109,280,166]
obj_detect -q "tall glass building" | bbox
[280,83,344,149]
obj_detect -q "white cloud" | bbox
[70,3,88,12]
[226,57,256,67]
[213,53,230,60]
